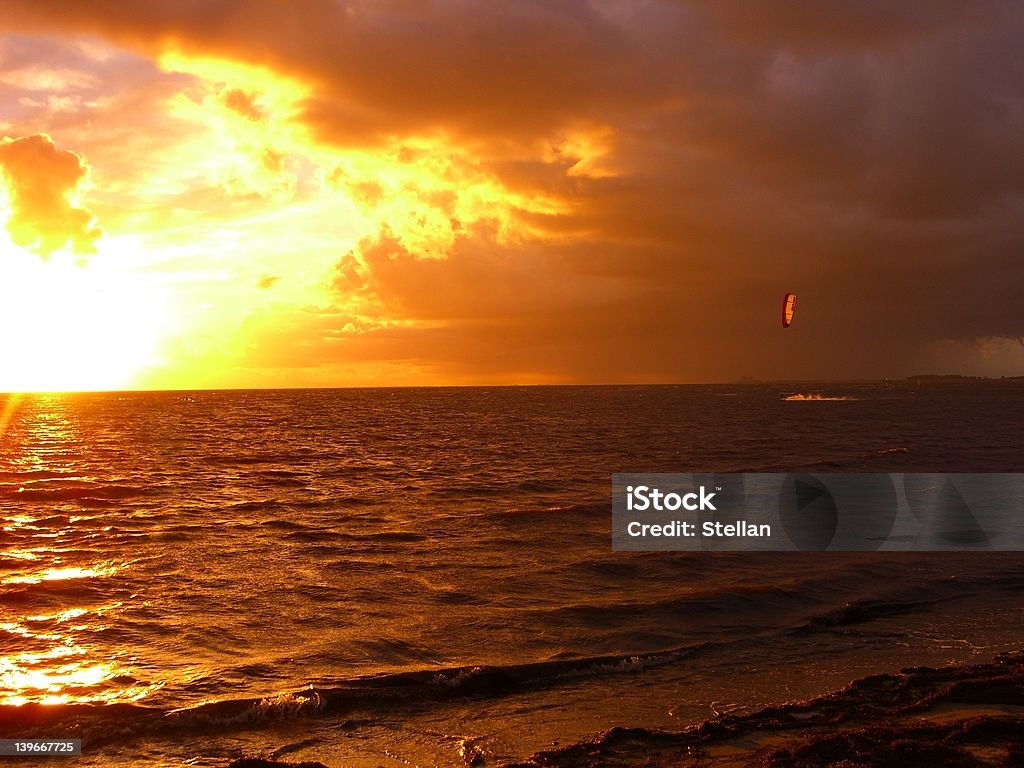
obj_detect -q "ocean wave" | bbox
[0,645,705,745]
[528,584,808,631]
[792,567,1024,634]
[5,569,1023,747]
[795,596,958,632]
[0,483,149,502]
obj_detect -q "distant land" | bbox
[734,374,1024,385]
[906,374,1024,382]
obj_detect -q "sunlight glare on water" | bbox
[0,384,1022,725]
[0,395,155,706]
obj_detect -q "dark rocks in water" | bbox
[752,716,1022,768]
[505,651,1024,768]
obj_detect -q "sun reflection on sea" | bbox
[0,608,159,706]
[2,564,120,586]
[0,653,156,706]
[0,396,159,707]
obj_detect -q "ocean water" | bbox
[1,382,1023,766]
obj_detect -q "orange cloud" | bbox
[221,88,265,122]
[2,3,1023,383]
[0,133,102,258]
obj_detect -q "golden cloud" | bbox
[0,133,102,258]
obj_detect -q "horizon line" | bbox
[2,374,1016,397]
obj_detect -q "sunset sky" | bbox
[1,2,1022,391]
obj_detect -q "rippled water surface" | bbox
[1,383,1022,766]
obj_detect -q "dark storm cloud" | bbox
[0,1,663,146]
[4,1,1023,379]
